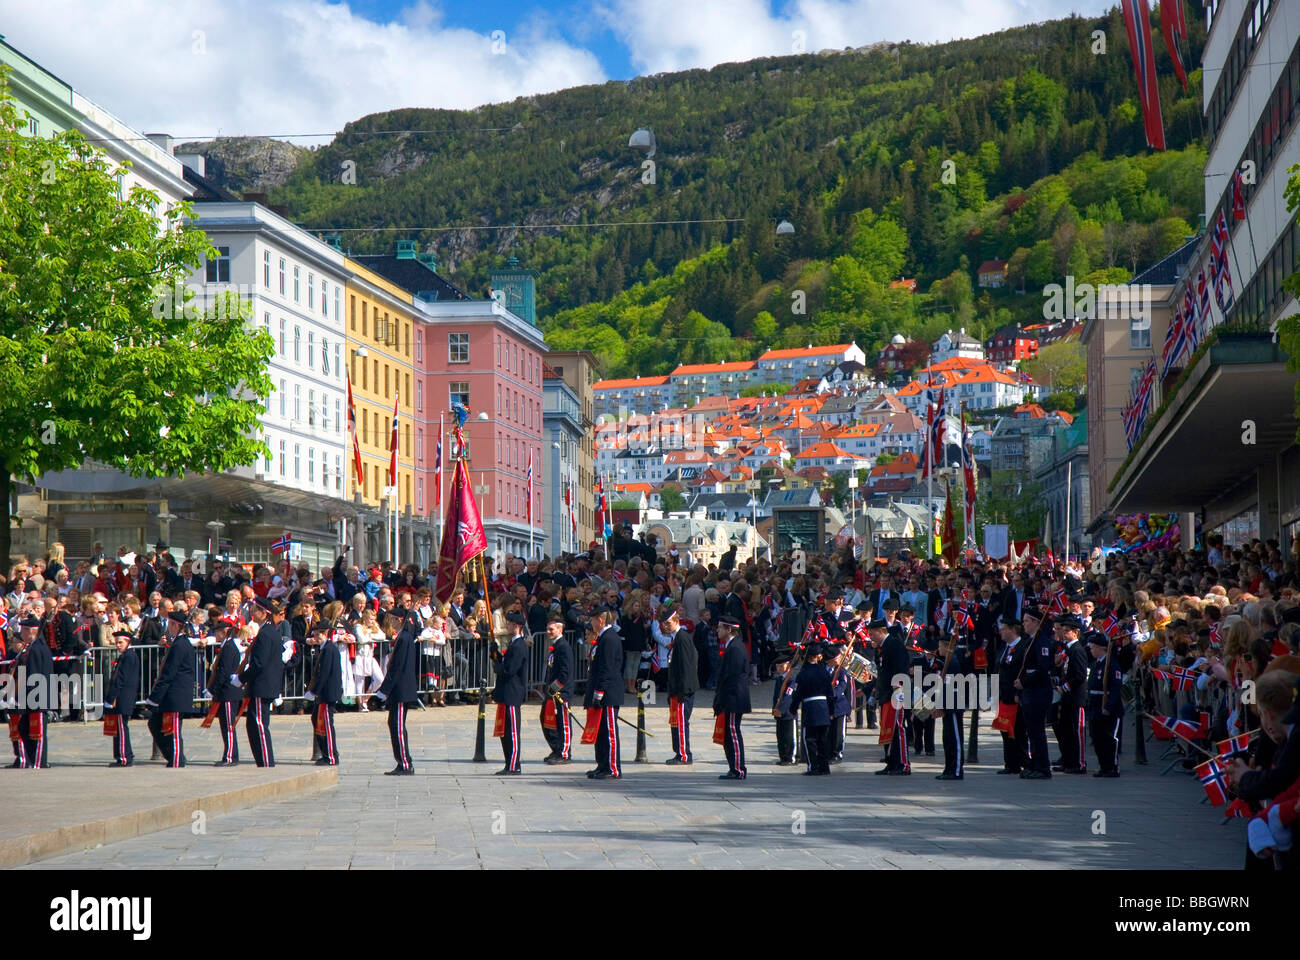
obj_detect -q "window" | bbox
[362,303,367,337]
[405,373,410,401]
[334,344,341,379]
[205,246,231,283]
[350,295,356,330]
[417,482,423,512]
[294,326,301,362]
[263,311,271,342]
[404,322,411,356]
[264,251,271,287]
[294,384,301,421]
[321,279,327,316]
[308,390,316,426]
[279,440,287,477]
[293,266,300,302]
[384,364,390,397]
[308,273,314,309]
[321,395,328,432]
[321,451,328,487]
[307,332,315,369]
[334,399,341,434]
[1129,314,1151,350]
[308,447,315,482]
[449,333,470,363]
[416,428,423,460]
[361,358,367,390]
[362,410,369,444]
[373,360,378,392]
[404,424,411,458]
[415,332,422,363]
[335,288,341,324]
[279,258,286,295]
[279,379,286,418]
[321,337,330,375]
[294,444,301,480]
[450,382,470,408]
[496,337,501,366]
[334,455,342,492]
[416,381,423,411]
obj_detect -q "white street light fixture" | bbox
[776,219,795,235]
[628,127,656,158]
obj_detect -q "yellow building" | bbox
[344,259,416,524]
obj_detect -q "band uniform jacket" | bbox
[544,633,574,699]
[309,640,344,705]
[241,622,286,701]
[150,635,196,713]
[666,626,699,698]
[492,633,529,707]
[105,646,141,715]
[874,632,909,705]
[997,634,1027,704]
[210,637,245,703]
[1020,624,1056,691]
[785,662,833,727]
[711,635,751,715]
[378,623,419,705]
[584,625,625,709]
[1058,640,1089,709]
[1086,654,1124,716]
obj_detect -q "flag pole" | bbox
[435,413,443,559]
[926,371,933,557]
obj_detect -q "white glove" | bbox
[274,696,283,707]
[228,674,242,687]
[304,690,316,701]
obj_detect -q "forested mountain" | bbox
[231,5,1207,378]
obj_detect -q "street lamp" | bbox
[205,520,225,559]
[775,219,795,236]
[628,127,656,158]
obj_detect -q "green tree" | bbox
[659,485,686,512]
[848,209,908,284]
[0,82,273,561]
[739,382,790,397]
[1022,339,1086,393]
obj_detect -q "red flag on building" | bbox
[1231,168,1246,220]
[526,448,534,526]
[1159,0,1189,92]
[346,373,363,485]
[434,420,443,512]
[960,407,976,542]
[434,460,488,603]
[388,390,400,488]
[1122,0,1166,150]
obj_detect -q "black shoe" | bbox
[936,773,963,780]
[1093,770,1120,778]
[664,758,692,765]
[777,759,796,766]
[886,768,911,775]
[384,766,413,776]
[107,761,130,767]
[314,758,335,766]
[550,757,571,765]
[586,769,600,778]
[7,760,21,769]
[1021,770,1051,780]
[997,769,1021,774]
[828,757,842,765]
[590,771,616,780]
[924,751,935,757]
[542,752,558,762]
[494,768,521,776]
[213,760,240,767]
[1051,765,1065,772]
[802,770,816,775]
[874,767,893,775]
[1064,767,1087,775]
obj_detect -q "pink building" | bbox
[413,291,546,563]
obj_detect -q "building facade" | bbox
[546,351,599,549]
[593,375,673,418]
[756,343,867,383]
[668,361,760,406]
[543,366,584,555]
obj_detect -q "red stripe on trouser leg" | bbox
[510,706,519,770]
[560,702,570,758]
[607,708,619,775]
[171,714,180,766]
[1078,708,1086,769]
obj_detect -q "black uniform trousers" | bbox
[499,703,522,772]
[245,697,276,767]
[941,709,964,777]
[670,693,694,762]
[825,714,847,760]
[1053,704,1087,771]
[885,708,910,771]
[803,722,829,774]
[389,701,412,770]
[216,700,240,763]
[148,711,184,767]
[776,715,795,763]
[111,715,133,765]
[314,702,339,765]
[543,697,572,759]
[593,706,621,775]
[1020,689,1052,774]
[910,712,935,754]
[720,712,746,777]
[1090,710,1121,774]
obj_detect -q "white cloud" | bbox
[3,0,607,143]
[599,0,1110,74]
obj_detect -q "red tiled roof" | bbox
[670,361,758,375]
[594,375,669,389]
[759,343,856,360]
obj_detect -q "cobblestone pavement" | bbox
[18,688,1244,869]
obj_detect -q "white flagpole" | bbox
[436,413,443,559]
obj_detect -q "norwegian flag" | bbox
[1152,712,1210,741]
[0,608,8,633]
[434,421,443,512]
[1211,212,1235,311]
[960,407,976,542]
[1093,609,1121,639]
[1196,758,1229,807]
[569,472,578,538]
[1223,797,1252,819]
[951,605,974,633]
[1231,168,1246,220]
[1216,731,1252,759]
[1159,308,1184,380]
[1121,0,1166,150]
[1195,268,1212,343]
[346,373,363,485]
[1152,667,1197,692]
[1046,588,1067,616]
[270,532,292,556]
[1208,621,1222,648]
[526,448,534,526]
[388,390,400,488]
[1159,0,1189,92]
[801,617,829,647]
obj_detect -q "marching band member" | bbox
[585,605,624,780]
[542,614,574,765]
[996,613,1028,775]
[146,611,195,768]
[934,630,973,781]
[1085,629,1123,778]
[242,597,286,768]
[871,618,910,775]
[771,650,797,766]
[712,615,750,780]
[492,610,529,775]
[1051,613,1089,775]
[208,619,246,766]
[306,622,343,766]
[664,606,699,765]
[1017,604,1054,780]
[376,612,418,775]
[785,643,831,775]
[104,628,140,767]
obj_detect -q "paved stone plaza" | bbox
[14,687,1243,869]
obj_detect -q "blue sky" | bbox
[4,1,1111,140]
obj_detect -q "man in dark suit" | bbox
[206,618,243,765]
[542,615,574,764]
[995,614,1028,775]
[867,572,900,621]
[712,615,751,780]
[585,605,625,780]
[492,611,529,775]
[925,570,950,638]
[146,612,196,768]
[12,618,52,768]
[306,622,343,765]
[241,597,286,767]
[1051,613,1089,774]
[664,607,699,765]
[1017,605,1054,779]
[871,617,911,774]
[105,629,140,767]
[377,612,418,774]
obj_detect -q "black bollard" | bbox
[855,697,864,730]
[795,717,805,763]
[473,679,488,763]
[967,708,980,764]
[634,685,649,762]
[1134,686,1148,765]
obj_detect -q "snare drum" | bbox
[845,653,876,684]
